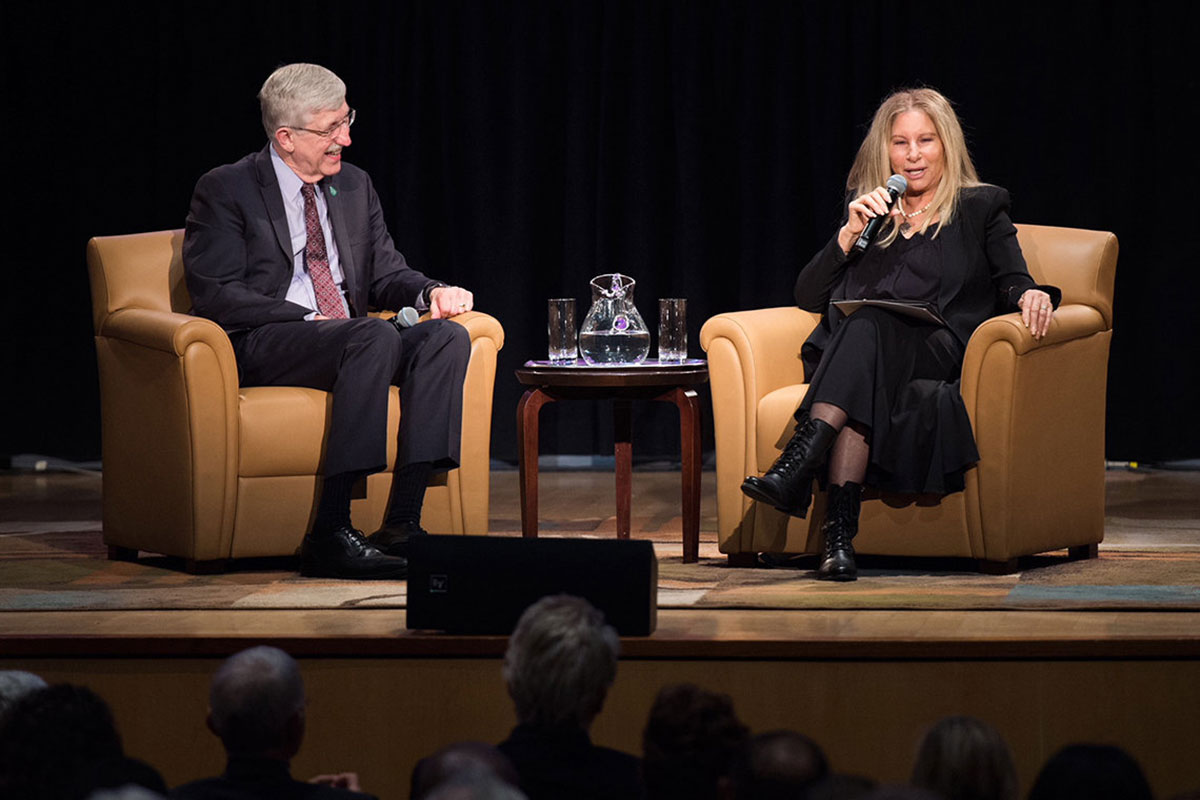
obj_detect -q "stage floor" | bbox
[2,466,1198,656]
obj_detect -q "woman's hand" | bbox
[1017,289,1054,340]
[838,186,903,253]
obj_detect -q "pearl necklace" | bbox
[898,201,934,235]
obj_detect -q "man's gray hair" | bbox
[208,646,305,755]
[0,670,47,722]
[258,63,346,139]
[502,595,619,730]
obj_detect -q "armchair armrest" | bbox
[100,307,237,358]
[445,309,506,351]
[94,308,240,560]
[701,306,821,550]
[447,311,504,534]
[959,304,1111,559]
[701,307,820,399]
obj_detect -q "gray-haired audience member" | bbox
[910,715,1017,800]
[411,742,524,799]
[0,669,47,723]
[171,646,375,800]
[496,595,644,800]
[731,729,830,799]
[641,683,750,800]
[1028,744,1153,800]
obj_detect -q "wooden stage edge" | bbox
[4,608,1200,660]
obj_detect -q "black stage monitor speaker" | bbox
[407,535,657,636]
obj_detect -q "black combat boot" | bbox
[817,481,862,581]
[740,417,838,517]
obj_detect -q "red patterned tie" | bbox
[301,183,348,319]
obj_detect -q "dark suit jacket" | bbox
[794,184,1060,352]
[498,724,645,800]
[183,145,435,333]
[171,757,377,800]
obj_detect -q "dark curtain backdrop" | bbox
[3,1,1197,465]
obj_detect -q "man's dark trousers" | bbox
[229,315,469,478]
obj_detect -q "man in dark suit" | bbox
[172,646,376,800]
[184,63,473,579]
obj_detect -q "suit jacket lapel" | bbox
[254,145,293,265]
[323,176,359,313]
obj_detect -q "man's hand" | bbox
[429,286,474,319]
[308,772,363,791]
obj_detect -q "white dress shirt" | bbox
[270,146,351,319]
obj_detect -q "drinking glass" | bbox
[548,298,577,362]
[658,298,687,363]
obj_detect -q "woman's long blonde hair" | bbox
[846,88,980,246]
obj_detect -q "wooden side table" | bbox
[516,361,709,563]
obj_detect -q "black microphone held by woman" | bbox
[851,173,907,254]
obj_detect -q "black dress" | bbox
[793,185,1059,496]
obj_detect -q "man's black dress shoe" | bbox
[300,525,408,580]
[367,520,428,558]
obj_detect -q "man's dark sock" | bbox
[385,462,433,526]
[312,472,358,536]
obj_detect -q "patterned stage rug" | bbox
[1,527,1199,612]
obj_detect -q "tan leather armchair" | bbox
[700,224,1117,571]
[87,230,504,571]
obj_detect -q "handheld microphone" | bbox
[391,306,420,330]
[851,174,908,255]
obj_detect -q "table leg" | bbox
[614,399,633,539]
[664,387,701,563]
[517,388,554,538]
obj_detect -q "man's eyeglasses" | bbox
[288,108,356,139]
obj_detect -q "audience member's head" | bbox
[1028,744,1153,800]
[206,646,306,760]
[642,682,750,800]
[0,683,126,800]
[412,741,522,799]
[0,669,48,724]
[422,773,528,800]
[730,729,830,799]
[502,594,619,731]
[910,715,1017,800]
[85,787,166,800]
